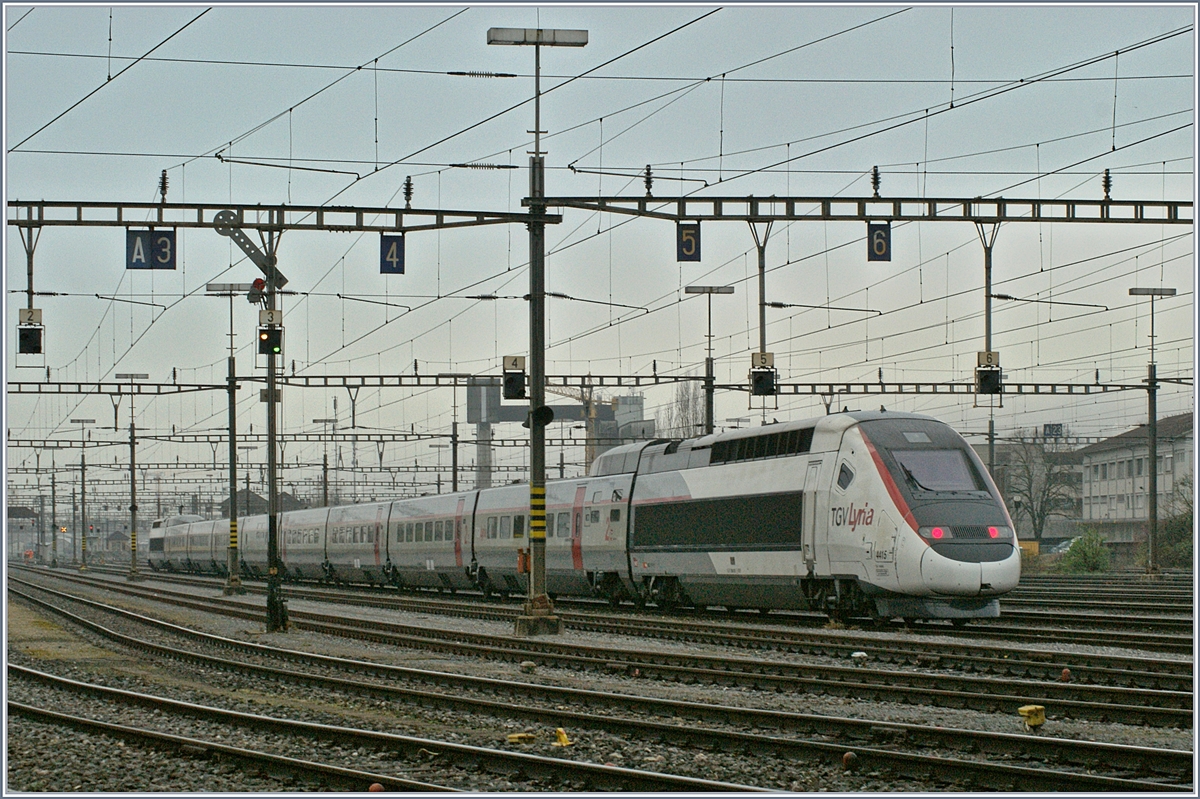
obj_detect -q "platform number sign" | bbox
[380,234,405,274]
[867,221,891,262]
[677,222,701,262]
[126,229,176,270]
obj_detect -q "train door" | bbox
[870,511,899,590]
[373,504,385,568]
[453,497,465,568]
[571,485,586,570]
[803,461,822,574]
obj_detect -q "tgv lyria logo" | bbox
[830,503,875,531]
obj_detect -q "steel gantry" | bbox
[538,189,1194,473]
[5,200,557,235]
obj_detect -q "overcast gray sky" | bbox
[4,3,1195,504]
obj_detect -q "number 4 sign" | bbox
[380,234,405,274]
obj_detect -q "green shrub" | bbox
[1057,528,1111,573]
[1136,511,1194,570]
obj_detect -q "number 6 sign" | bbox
[867,221,891,262]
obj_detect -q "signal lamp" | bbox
[750,367,776,396]
[258,326,283,355]
[975,367,1002,395]
[18,326,42,354]
[502,370,526,400]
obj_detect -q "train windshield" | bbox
[892,449,984,493]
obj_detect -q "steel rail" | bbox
[28,565,1197,689]
[8,701,460,793]
[9,589,1191,791]
[10,573,1192,727]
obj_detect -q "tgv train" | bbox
[148,411,1020,620]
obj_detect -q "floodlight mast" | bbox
[69,419,95,569]
[115,373,149,581]
[685,286,735,435]
[488,26,587,636]
[206,282,253,596]
[215,215,288,629]
[1128,286,1176,575]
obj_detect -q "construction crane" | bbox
[545,377,602,471]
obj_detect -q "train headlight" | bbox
[919,525,1012,541]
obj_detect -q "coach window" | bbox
[405,523,414,542]
[836,463,855,491]
[487,516,498,539]
[500,516,513,539]
[557,512,571,538]
[513,515,525,538]
[610,508,621,523]
[425,521,435,541]
[434,520,444,541]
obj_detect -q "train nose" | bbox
[919,547,982,594]
[919,545,1020,595]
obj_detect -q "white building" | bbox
[1077,413,1193,543]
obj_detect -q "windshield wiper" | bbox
[900,464,934,492]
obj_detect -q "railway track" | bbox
[8,668,758,792]
[47,565,1194,690]
[83,561,1196,649]
[8,582,1191,792]
[10,571,1193,728]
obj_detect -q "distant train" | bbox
[148,411,1020,620]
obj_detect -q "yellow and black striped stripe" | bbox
[229,519,238,549]
[529,485,546,539]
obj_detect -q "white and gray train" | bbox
[148,411,1020,620]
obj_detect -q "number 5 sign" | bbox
[677,222,701,262]
[867,221,891,262]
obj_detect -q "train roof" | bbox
[689,409,940,448]
[589,411,948,476]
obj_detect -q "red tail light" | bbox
[988,526,999,538]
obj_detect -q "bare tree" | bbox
[1002,440,1081,541]
[1163,472,1193,519]
[656,378,704,438]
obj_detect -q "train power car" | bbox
[146,411,1019,620]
